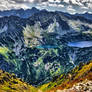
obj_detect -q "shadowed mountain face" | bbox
[0,8,92,86]
[75,12,92,20]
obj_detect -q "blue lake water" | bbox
[36,45,58,49]
[68,41,92,48]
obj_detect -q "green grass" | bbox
[0,70,39,92]
[0,47,9,59]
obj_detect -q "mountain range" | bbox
[0,8,92,88]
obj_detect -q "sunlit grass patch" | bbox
[0,47,9,59]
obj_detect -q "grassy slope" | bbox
[0,70,39,92]
[40,61,92,92]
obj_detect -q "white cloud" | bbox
[0,0,29,11]
[0,0,92,14]
[67,5,76,14]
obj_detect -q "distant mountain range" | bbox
[0,7,39,18]
[0,7,92,20]
[75,12,92,20]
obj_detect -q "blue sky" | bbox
[0,0,92,14]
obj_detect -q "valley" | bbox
[0,8,92,92]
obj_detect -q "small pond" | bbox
[68,41,92,48]
[36,45,58,49]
